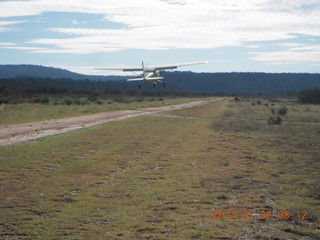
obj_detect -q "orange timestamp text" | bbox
[211,210,309,220]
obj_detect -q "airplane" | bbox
[94,61,208,88]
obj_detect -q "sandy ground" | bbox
[0,99,218,146]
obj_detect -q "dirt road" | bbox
[0,99,219,146]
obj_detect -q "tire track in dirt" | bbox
[0,98,224,146]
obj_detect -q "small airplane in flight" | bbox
[94,61,208,88]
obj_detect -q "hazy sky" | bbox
[0,0,319,75]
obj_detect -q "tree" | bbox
[298,89,320,104]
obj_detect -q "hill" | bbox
[0,64,124,81]
[1,64,320,95]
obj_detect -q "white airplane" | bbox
[94,61,208,88]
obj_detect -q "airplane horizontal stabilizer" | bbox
[145,77,164,81]
[127,78,144,81]
[127,77,164,81]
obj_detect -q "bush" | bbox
[277,105,288,116]
[268,116,282,125]
[40,96,50,104]
[61,98,73,105]
[0,98,8,104]
[217,194,228,200]
[74,98,89,105]
[87,96,96,102]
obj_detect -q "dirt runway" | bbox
[0,99,220,146]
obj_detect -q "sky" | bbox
[0,0,320,75]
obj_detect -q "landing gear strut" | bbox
[137,81,166,88]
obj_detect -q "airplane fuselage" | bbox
[143,69,161,81]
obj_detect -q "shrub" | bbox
[217,194,228,200]
[74,98,89,105]
[277,105,288,116]
[271,108,276,114]
[268,116,282,125]
[40,96,50,104]
[112,97,123,103]
[0,98,8,104]
[135,97,144,102]
[87,96,96,102]
[61,98,73,105]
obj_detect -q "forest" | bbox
[298,88,320,104]
[1,64,320,99]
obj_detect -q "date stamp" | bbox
[211,210,309,220]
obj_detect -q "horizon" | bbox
[0,0,319,75]
[1,64,320,76]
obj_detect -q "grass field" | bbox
[0,97,319,239]
[0,97,197,126]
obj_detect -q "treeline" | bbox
[0,77,182,93]
[298,89,320,104]
[1,71,320,101]
[164,72,320,95]
[1,65,320,95]
[0,77,210,104]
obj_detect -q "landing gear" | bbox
[137,81,166,88]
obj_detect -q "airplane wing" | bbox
[94,66,143,72]
[153,61,209,71]
[94,61,208,72]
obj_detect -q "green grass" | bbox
[0,97,319,239]
[0,97,199,126]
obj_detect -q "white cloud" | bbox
[250,44,320,64]
[3,46,48,51]
[0,42,16,46]
[0,0,319,55]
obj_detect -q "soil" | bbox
[0,99,218,146]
